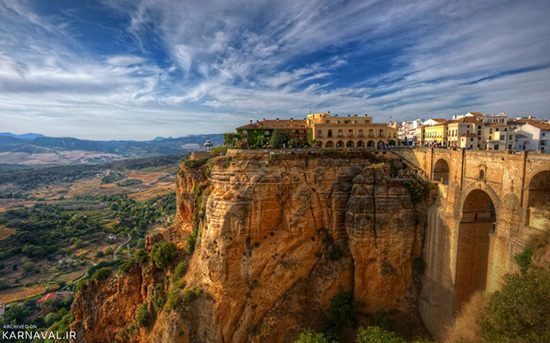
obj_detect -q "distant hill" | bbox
[0,132,45,140]
[0,133,223,167]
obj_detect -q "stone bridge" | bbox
[393,148,550,340]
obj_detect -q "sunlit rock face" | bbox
[72,152,430,343]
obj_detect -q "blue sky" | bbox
[1,0,549,140]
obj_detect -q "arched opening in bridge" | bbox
[455,189,495,312]
[479,169,485,180]
[433,159,450,185]
[527,171,550,228]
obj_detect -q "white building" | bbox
[398,119,423,141]
[513,121,550,153]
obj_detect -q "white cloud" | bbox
[0,0,549,140]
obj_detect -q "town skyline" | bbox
[1,0,550,140]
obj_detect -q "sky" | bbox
[0,0,549,140]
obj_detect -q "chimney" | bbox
[250,120,253,123]
[290,117,294,121]
[263,118,266,121]
[327,111,331,115]
[276,118,279,121]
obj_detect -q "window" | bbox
[496,128,499,131]
[500,135,504,141]
[471,138,474,142]
[344,120,350,124]
[478,126,482,129]
[479,170,485,180]
[490,129,493,133]
[317,130,322,136]
[478,131,481,135]
[494,144,499,150]
[543,133,546,137]
[325,120,331,124]
[328,129,333,137]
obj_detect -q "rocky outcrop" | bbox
[71,152,431,343]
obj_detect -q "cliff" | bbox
[71,151,432,343]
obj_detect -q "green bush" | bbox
[152,284,166,311]
[173,261,188,280]
[150,241,176,269]
[90,267,111,282]
[295,329,334,343]
[182,286,201,302]
[136,248,148,265]
[356,326,402,343]
[480,267,550,342]
[327,287,359,329]
[185,228,199,255]
[118,258,135,274]
[404,179,424,204]
[269,129,292,148]
[514,249,532,274]
[136,303,150,327]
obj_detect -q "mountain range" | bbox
[0,133,223,168]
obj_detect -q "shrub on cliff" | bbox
[355,326,432,343]
[173,261,188,280]
[136,303,150,327]
[295,329,335,343]
[90,267,111,282]
[150,240,176,270]
[480,266,550,343]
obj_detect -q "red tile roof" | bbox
[528,121,550,130]
[37,292,56,304]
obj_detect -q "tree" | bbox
[269,130,292,148]
[480,267,550,343]
[150,240,176,270]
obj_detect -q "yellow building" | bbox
[307,112,398,148]
[446,116,479,148]
[423,123,447,146]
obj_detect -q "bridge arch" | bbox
[455,189,496,312]
[433,158,450,185]
[526,170,550,228]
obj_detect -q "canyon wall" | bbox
[71,152,432,343]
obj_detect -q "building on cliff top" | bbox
[236,118,309,148]
[235,112,398,149]
[307,112,398,148]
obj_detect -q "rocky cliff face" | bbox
[71,152,431,343]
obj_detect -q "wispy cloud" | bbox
[0,0,549,139]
